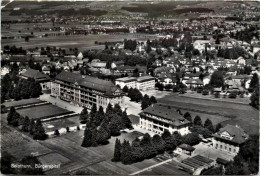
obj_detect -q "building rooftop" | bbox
[178,144,195,151]
[55,71,122,96]
[141,104,190,127]
[21,68,50,81]
[212,124,248,144]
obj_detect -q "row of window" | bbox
[215,144,236,153]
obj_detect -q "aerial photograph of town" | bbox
[0,0,259,175]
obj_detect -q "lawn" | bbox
[17,104,71,120]
[3,98,43,108]
[158,94,259,135]
[38,153,71,171]
[1,114,52,160]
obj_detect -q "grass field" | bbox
[17,104,70,120]
[3,98,43,108]
[1,114,52,159]
[38,153,71,171]
[158,94,259,135]
[1,33,159,51]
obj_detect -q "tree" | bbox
[112,138,121,162]
[122,85,129,93]
[194,115,202,126]
[109,115,122,136]
[81,127,93,147]
[162,130,171,141]
[29,119,36,135]
[120,140,132,164]
[96,125,110,145]
[30,82,42,98]
[250,87,259,110]
[209,71,224,88]
[79,107,88,124]
[95,106,105,126]
[150,96,157,104]
[121,110,133,129]
[1,152,16,174]
[22,116,30,132]
[7,106,16,125]
[249,73,259,89]
[33,119,47,140]
[152,134,166,154]
[19,155,44,175]
[183,112,192,122]
[215,123,223,132]
[106,103,113,115]
[18,116,25,126]
[204,119,214,132]
[182,133,201,146]
[141,94,151,110]
[90,104,97,119]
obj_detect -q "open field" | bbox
[1,114,52,159]
[2,33,160,51]
[38,153,71,171]
[17,104,71,120]
[3,98,43,108]
[158,94,259,135]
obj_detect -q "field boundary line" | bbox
[130,158,173,175]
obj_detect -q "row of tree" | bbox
[112,130,201,165]
[7,107,47,140]
[81,103,133,147]
[1,73,42,103]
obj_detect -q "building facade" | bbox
[51,71,124,110]
[139,104,190,135]
[115,76,155,90]
[212,124,248,154]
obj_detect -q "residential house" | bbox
[212,124,248,154]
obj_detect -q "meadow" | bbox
[158,94,259,135]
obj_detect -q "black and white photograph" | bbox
[0,0,259,175]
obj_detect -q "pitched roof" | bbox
[21,68,50,80]
[141,104,190,127]
[55,71,121,96]
[178,144,195,151]
[212,124,248,144]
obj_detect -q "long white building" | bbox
[115,76,155,90]
[51,71,124,110]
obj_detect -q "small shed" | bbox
[177,144,195,156]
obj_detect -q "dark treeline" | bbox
[81,103,133,147]
[7,107,47,140]
[1,73,42,103]
[112,130,200,164]
[83,50,147,66]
